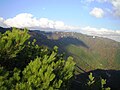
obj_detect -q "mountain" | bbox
[0,27,120,72]
[29,30,120,71]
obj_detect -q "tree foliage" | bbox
[86,73,110,90]
[0,28,75,90]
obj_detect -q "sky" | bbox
[0,0,120,42]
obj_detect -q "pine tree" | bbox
[0,28,76,90]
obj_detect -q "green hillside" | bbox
[30,31,120,71]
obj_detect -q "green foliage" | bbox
[0,28,30,59]
[0,28,75,90]
[20,53,75,90]
[86,73,110,90]
[0,28,30,69]
[0,67,9,90]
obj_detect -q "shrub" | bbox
[0,28,75,90]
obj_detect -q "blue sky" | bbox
[0,0,120,41]
[0,0,120,29]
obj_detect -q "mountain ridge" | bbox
[0,26,120,71]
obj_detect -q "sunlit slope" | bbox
[42,31,120,71]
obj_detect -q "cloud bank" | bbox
[81,26,120,42]
[4,13,79,31]
[0,13,120,42]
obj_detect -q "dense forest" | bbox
[0,28,119,90]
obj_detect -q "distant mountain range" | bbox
[0,26,120,72]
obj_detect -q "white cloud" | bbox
[84,0,120,17]
[4,13,39,28]
[109,0,120,17]
[90,7,104,18]
[4,13,79,31]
